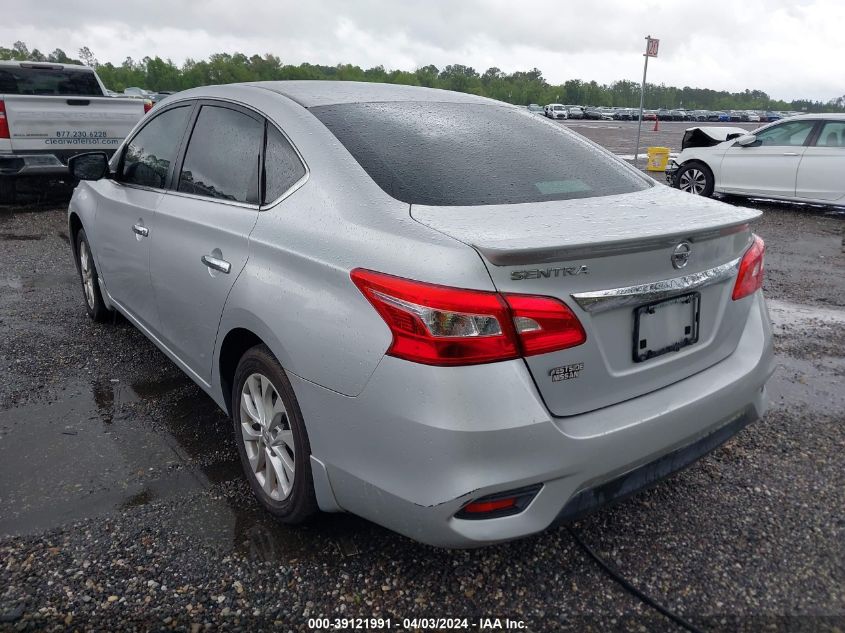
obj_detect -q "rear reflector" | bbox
[351,269,586,366]
[0,100,9,139]
[455,484,542,520]
[732,234,765,300]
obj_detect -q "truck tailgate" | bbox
[3,95,144,154]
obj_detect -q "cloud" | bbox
[2,0,842,101]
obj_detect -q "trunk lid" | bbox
[2,95,144,154]
[412,186,761,417]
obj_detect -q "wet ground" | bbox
[0,149,843,631]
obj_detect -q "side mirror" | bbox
[69,152,110,180]
[735,134,757,147]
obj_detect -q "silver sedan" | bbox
[67,82,774,547]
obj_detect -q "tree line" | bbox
[2,40,842,113]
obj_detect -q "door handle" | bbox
[132,223,149,237]
[782,152,800,156]
[201,254,231,274]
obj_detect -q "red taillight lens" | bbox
[732,235,765,300]
[351,269,586,366]
[351,269,518,366]
[143,100,153,114]
[505,294,587,356]
[463,497,517,514]
[0,100,9,139]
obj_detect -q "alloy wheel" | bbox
[79,240,95,308]
[678,168,707,195]
[240,373,296,501]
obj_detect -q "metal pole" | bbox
[634,35,650,164]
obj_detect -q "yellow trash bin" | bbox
[646,146,670,172]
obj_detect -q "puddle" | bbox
[768,299,845,330]
[0,374,240,536]
[0,276,23,290]
[767,354,845,415]
[0,371,384,563]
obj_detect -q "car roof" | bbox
[244,80,499,108]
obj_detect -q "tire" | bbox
[75,229,111,322]
[232,345,318,524]
[676,161,715,197]
[0,177,16,205]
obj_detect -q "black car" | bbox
[583,107,604,120]
[656,108,673,121]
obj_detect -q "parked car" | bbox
[583,107,603,120]
[67,81,773,547]
[642,110,658,121]
[565,106,584,119]
[706,111,730,122]
[693,110,710,121]
[614,109,633,121]
[745,112,760,122]
[545,103,568,119]
[656,109,672,121]
[527,103,544,115]
[0,60,147,203]
[763,111,782,122]
[666,115,845,206]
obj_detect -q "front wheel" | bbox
[232,345,318,524]
[75,229,111,322]
[676,162,715,197]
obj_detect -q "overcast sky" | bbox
[4,0,843,101]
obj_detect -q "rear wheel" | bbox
[232,345,317,523]
[676,162,715,197]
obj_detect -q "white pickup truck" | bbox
[0,60,147,202]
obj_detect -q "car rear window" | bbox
[311,102,649,206]
[0,66,103,96]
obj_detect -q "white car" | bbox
[544,103,567,120]
[746,112,761,122]
[666,115,845,206]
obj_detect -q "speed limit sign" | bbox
[646,38,660,57]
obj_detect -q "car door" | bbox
[795,120,845,202]
[148,102,264,384]
[93,104,193,332]
[718,119,817,198]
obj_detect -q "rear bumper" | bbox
[293,292,774,548]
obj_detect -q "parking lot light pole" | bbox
[634,35,659,164]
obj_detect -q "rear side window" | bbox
[816,121,845,147]
[0,67,102,96]
[121,106,191,189]
[263,124,306,204]
[178,105,263,204]
[311,102,648,206]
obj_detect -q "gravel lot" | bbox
[0,131,843,632]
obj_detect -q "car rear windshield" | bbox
[311,102,649,206]
[0,66,103,96]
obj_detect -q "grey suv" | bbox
[67,82,774,547]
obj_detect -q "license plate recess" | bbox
[633,292,700,363]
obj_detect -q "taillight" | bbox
[0,100,9,139]
[351,269,586,366]
[143,100,153,114]
[732,235,765,300]
[506,294,586,356]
